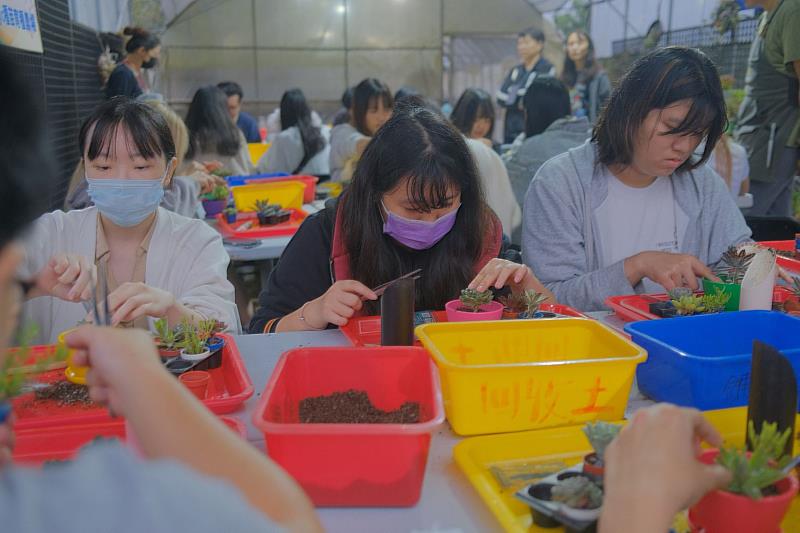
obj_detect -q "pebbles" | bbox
[299,389,420,424]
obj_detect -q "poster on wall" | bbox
[0,0,43,53]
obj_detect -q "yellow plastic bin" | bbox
[415,318,647,436]
[247,142,270,166]
[231,181,305,212]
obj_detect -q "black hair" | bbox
[592,46,727,173]
[279,88,325,165]
[450,88,495,139]
[518,27,545,42]
[123,26,160,54]
[351,78,393,136]
[341,87,353,108]
[217,81,244,101]
[561,30,601,88]
[79,96,176,163]
[0,47,54,248]
[523,77,571,137]
[185,85,242,159]
[340,105,489,314]
[394,86,420,102]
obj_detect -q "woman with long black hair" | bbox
[249,104,551,333]
[184,86,253,176]
[256,88,329,176]
[561,30,611,124]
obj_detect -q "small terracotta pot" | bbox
[689,449,798,533]
[158,347,181,359]
[179,370,210,400]
[445,300,504,322]
[582,452,604,480]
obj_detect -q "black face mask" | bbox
[142,57,158,69]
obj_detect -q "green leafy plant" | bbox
[459,288,494,312]
[714,246,755,285]
[153,318,178,350]
[672,295,707,316]
[521,290,549,318]
[701,288,731,314]
[717,421,792,499]
[210,167,232,178]
[1,324,69,401]
[201,184,229,201]
[550,475,603,510]
[253,199,280,216]
[498,292,525,312]
[582,421,622,464]
[178,318,207,355]
[222,206,237,216]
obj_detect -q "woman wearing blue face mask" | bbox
[20,97,240,343]
[249,104,552,333]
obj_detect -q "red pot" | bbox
[179,370,210,400]
[445,300,504,322]
[582,452,604,479]
[158,347,181,359]
[689,449,798,533]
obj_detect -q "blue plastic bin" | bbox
[225,172,288,187]
[624,311,800,410]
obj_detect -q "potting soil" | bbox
[299,389,420,424]
[34,380,92,406]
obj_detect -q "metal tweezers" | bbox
[371,268,422,298]
[90,262,111,327]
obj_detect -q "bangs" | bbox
[368,91,393,111]
[84,115,164,161]
[404,154,461,212]
[663,96,718,137]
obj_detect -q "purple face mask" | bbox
[381,202,460,250]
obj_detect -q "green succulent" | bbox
[459,288,494,312]
[790,276,800,298]
[178,318,207,355]
[2,324,69,401]
[201,184,229,201]
[717,420,792,499]
[551,475,603,510]
[671,295,707,316]
[582,421,622,463]
[153,318,178,350]
[253,198,280,215]
[521,290,549,318]
[714,246,755,285]
[701,288,731,314]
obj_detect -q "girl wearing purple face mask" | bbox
[249,104,552,333]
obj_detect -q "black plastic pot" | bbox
[194,347,223,370]
[257,211,270,226]
[649,301,677,318]
[266,209,291,225]
[527,482,560,528]
[166,358,196,376]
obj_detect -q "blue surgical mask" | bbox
[86,172,166,227]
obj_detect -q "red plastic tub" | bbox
[758,240,800,273]
[12,333,252,429]
[252,346,445,507]
[13,416,247,465]
[215,209,307,240]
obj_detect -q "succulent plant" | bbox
[153,318,178,350]
[667,287,693,300]
[521,290,549,318]
[714,246,755,285]
[790,276,800,298]
[671,294,707,316]
[2,324,69,401]
[701,288,731,314]
[717,420,792,499]
[459,288,494,312]
[202,184,229,201]
[582,421,622,464]
[550,476,603,510]
[253,198,280,216]
[210,167,232,178]
[178,318,207,355]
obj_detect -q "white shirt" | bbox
[463,137,522,235]
[594,172,689,293]
[20,207,241,343]
[256,125,330,176]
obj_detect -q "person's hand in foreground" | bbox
[599,403,732,533]
[469,258,555,302]
[66,326,322,533]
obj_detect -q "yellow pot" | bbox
[57,329,87,385]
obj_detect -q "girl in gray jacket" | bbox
[523,47,751,311]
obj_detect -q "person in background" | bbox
[331,87,353,127]
[497,27,555,144]
[105,26,161,100]
[249,105,551,333]
[450,88,498,150]
[329,78,393,182]
[22,97,240,343]
[256,88,330,177]
[505,77,591,243]
[65,100,225,217]
[265,103,323,144]
[524,47,751,311]
[598,404,732,532]
[394,86,420,103]
[184,86,253,176]
[217,81,261,144]
[705,133,750,199]
[734,0,800,216]
[561,30,611,124]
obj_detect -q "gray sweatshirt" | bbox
[522,141,752,311]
